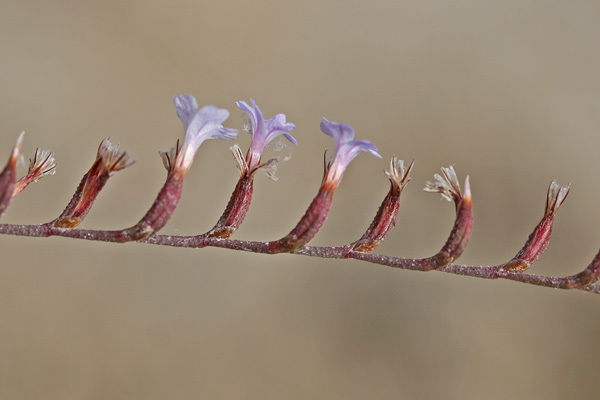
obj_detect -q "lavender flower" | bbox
[173,95,238,175]
[236,99,297,170]
[320,118,381,188]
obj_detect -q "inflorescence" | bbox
[1,95,599,294]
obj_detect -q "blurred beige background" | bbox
[1,1,600,399]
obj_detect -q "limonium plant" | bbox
[1,95,599,295]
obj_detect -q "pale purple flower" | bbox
[236,99,297,169]
[321,118,381,185]
[173,95,238,173]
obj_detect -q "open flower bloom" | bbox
[172,95,238,177]
[321,118,381,189]
[236,99,297,171]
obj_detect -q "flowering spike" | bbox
[53,138,134,228]
[237,99,297,171]
[501,180,571,273]
[321,118,381,190]
[4,95,600,296]
[0,132,24,217]
[352,157,413,252]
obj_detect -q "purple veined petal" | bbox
[331,139,382,179]
[320,118,381,164]
[172,95,238,173]
[218,126,239,141]
[174,95,199,128]
[184,105,234,148]
[337,139,382,167]
[174,98,238,149]
[195,104,232,127]
[236,99,263,137]
[237,98,297,168]
[237,99,298,146]
[320,118,356,147]
[321,118,382,185]
[268,113,298,145]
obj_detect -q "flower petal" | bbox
[321,118,381,185]
[338,139,382,164]
[237,98,297,169]
[173,95,238,173]
[217,126,239,141]
[320,118,355,147]
[267,113,297,145]
[236,99,263,139]
[174,97,237,149]
[173,95,199,128]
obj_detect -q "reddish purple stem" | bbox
[501,181,570,273]
[352,176,403,252]
[267,185,335,253]
[52,163,112,227]
[206,174,254,238]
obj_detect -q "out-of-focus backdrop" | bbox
[1,1,600,399]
